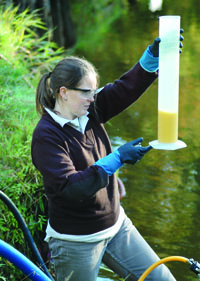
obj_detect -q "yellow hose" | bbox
[138,256,189,281]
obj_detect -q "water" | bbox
[78,1,200,280]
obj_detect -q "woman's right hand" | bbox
[118,137,152,165]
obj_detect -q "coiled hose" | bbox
[0,191,53,280]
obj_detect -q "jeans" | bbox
[49,215,176,281]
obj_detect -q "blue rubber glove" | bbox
[140,29,184,72]
[118,137,152,164]
[149,28,184,57]
[93,138,152,175]
[93,150,122,176]
[149,38,161,57]
[139,46,159,72]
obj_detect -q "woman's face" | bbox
[59,72,97,120]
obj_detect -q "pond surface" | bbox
[77,1,200,280]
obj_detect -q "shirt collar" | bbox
[44,107,89,132]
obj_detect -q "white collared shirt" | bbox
[45,107,89,133]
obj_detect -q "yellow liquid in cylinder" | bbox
[158,110,178,143]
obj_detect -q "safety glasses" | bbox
[68,87,103,99]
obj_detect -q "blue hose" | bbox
[0,191,53,280]
[0,239,52,281]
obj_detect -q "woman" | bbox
[31,38,180,281]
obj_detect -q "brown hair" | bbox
[36,56,99,115]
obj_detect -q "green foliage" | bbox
[0,5,64,280]
[0,4,64,85]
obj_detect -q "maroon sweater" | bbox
[31,62,157,235]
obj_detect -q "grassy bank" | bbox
[0,5,64,279]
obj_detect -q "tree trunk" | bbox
[49,0,76,48]
[60,0,76,48]
[128,0,137,4]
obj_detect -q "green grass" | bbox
[0,5,64,279]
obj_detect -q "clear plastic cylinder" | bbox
[158,16,180,143]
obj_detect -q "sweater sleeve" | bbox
[92,62,158,123]
[31,136,109,202]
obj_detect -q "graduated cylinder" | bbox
[158,15,180,143]
[150,15,186,150]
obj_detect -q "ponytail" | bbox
[36,72,56,115]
